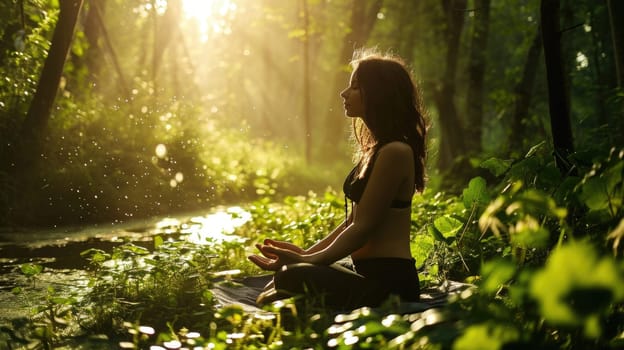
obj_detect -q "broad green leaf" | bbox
[428,223,447,243]
[462,176,490,209]
[433,216,463,238]
[530,241,624,336]
[580,177,609,211]
[20,263,43,277]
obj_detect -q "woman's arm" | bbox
[261,215,349,254]
[304,217,349,254]
[249,215,350,271]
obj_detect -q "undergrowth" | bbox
[2,144,624,349]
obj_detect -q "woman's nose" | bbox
[340,89,347,98]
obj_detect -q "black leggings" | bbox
[272,258,420,309]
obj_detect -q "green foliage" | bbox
[3,173,624,349]
[331,241,622,350]
[577,147,624,222]
[531,241,624,338]
[79,238,221,334]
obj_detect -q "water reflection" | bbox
[156,206,251,245]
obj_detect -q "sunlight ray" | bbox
[181,0,237,42]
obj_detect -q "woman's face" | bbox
[340,71,365,118]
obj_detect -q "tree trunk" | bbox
[152,0,182,79]
[90,0,130,97]
[401,1,422,65]
[321,0,384,157]
[588,7,610,126]
[540,0,574,172]
[83,0,106,83]
[509,27,542,153]
[435,0,467,172]
[465,0,490,155]
[19,0,84,166]
[607,0,624,88]
[302,0,312,163]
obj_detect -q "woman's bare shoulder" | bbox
[377,141,413,160]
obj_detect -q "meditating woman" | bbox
[248,50,428,309]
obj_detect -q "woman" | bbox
[248,50,427,309]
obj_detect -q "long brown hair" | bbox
[350,50,428,192]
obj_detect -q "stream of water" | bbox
[0,206,251,325]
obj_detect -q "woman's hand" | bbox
[248,240,308,271]
[262,239,306,254]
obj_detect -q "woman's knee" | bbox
[274,263,316,290]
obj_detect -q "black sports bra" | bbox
[342,160,412,209]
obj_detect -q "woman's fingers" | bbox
[262,245,301,264]
[264,239,305,254]
[249,242,304,271]
[248,254,279,271]
[256,243,278,259]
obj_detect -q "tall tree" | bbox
[85,0,130,97]
[18,0,84,170]
[152,0,182,79]
[465,0,490,155]
[509,27,542,153]
[322,0,384,158]
[432,0,467,171]
[302,0,312,163]
[607,0,624,88]
[540,0,574,172]
[83,0,105,83]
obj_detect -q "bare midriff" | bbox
[350,205,413,261]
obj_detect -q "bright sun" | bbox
[181,0,237,41]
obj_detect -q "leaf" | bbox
[428,224,447,243]
[510,216,549,249]
[433,216,463,238]
[525,141,546,158]
[453,322,520,350]
[81,248,109,263]
[462,176,490,209]
[120,243,150,255]
[530,241,624,334]
[607,218,624,256]
[580,176,609,211]
[154,235,164,249]
[480,158,512,177]
[20,263,43,277]
[480,259,516,294]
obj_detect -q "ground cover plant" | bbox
[2,144,623,349]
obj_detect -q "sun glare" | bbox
[181,0,238,42]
